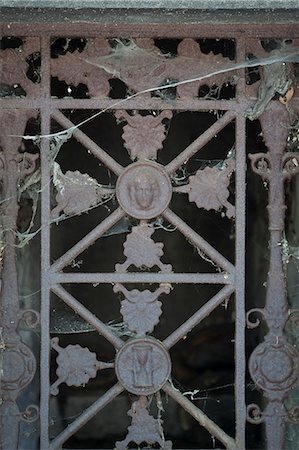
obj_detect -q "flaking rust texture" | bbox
[0,28,298,450]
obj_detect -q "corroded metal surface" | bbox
[115,110,172,160]
[114,283,171,335]
[115,338,171,395]
[115,223,172,273]
[0,110,39,450]
[115,396,172,450]
[247,107,299,448]
[50,337,114,395]
[116,162,172,219]
[174,158,235,218]
[1,26,298,450]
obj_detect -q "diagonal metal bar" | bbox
[163,208,235,273]
[51,207,125,272]
[163,285,235,349]
[52,110,124,176]
[52,272,234,284]
[49,383,124,450]
[165,110,235,175]
[163,383,236,449]
[51,284,124,349]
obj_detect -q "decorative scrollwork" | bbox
[51,164,114,218]
[247,403,264,424]
[175,38,234,98]
[282,153,299,179]
[51,38,110,97]
[175,159,235,218]
[249,339,299,394]
[248,153,271,179]
[20,309,40,328]
[287,309,299,327]
[246,308,265,329]
[287,405,299,424]
[115,110,172,161]
[115,396,172,450]
[115,223,172,273]
[113,283,171,335]
[0,151,39,182]
[50,337,114,395]
[1,337,36,393]
[21,404,39,423]
[0,37,40,97]
[17,153,39,178]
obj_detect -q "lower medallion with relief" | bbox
[115,338,171,395]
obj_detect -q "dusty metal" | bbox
[0,25,298,450]
[115,110,172,160]
[51,168,113,219]
[115,223,172,273]
[50,337,114,395]
[174,157,235,218]
[247,106,299,448]
[115,338,172,395]
[116,162,172,220]
[0,110,39,450]
[115,396,172,450]
[113,283,171,335]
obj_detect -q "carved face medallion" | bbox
[116,162,172,219]
[115,338,171,395]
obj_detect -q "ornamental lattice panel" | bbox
[0,23,299,450]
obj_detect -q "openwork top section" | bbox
[1,30,298,450]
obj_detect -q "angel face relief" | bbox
[116,162,172,219]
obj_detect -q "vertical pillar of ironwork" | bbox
[234,35,246,450]
[234,35,247,450]
[235,147,247,438]
[0,109,39,450]
[248,105,299,449]
[40,36,51,449]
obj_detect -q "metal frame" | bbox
[0,21,298,450]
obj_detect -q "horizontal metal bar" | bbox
[2,98,299,112]
[2,22,298,38]
[0,98,244,111]
[50,98,243,112]
[49,383,124,450]
[4,1,297,10]
[163,382,236,449]
[52,272,234,284]
[163,284,235,349]
[51,284,124,349]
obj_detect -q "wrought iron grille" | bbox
[0,22,299,450]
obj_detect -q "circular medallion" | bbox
[116,162,172,219]
[249,340,299,392]
[115,338,171,395]
[1,340,36,392]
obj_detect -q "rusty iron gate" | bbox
[1,21,299,450]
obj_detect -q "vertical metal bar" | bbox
[235,114,246,449]
[234,36,247,450]
[40,36,51,450]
